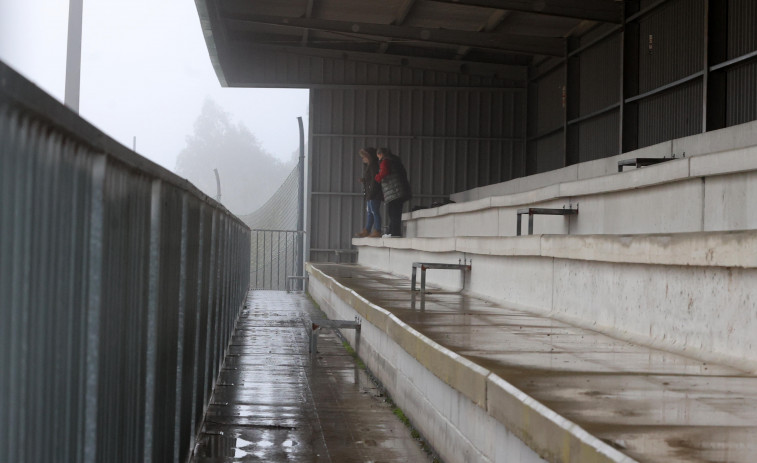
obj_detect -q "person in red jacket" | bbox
[355,147,383,238]
[375,147,411,237]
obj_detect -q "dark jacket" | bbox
[377,155,411,203]
[362,163,383,201]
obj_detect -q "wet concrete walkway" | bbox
[313,263,757,463]
[191,290,431,462]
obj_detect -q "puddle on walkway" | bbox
[194,434,254,459]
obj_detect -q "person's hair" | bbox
[377,147,393,158]
[360,147,376,158]
[359,147,378,168]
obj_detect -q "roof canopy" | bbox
[196,0,622,87]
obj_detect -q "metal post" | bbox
[310,326,319,355]
[565,38,581,166]
[268,231,272,289]
[65,0,84,112]
[213,168,222,203]
[516,213,522,236]
[528,212,534,235]
[296,117,305,290]
[285,231,290,287]
[622,1,641,153]
[705,0,728,132]
[702,0,709,134]
[277,232,281,288]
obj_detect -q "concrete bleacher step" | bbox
[403,138,757,238]
[353,231,757,371]
[306,263,757,463]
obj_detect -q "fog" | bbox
[0,0,309,214]
[177,99,304,215]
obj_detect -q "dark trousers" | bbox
[386,199,405,236]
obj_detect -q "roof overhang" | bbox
[195,0,622,88]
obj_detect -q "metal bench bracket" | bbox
[309,317,361,356]
[411,260,472,295]
[516,205,578,235]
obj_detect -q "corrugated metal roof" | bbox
[197,0,623,86]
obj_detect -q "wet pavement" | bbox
[314,263,757,463]
[191,290,431,463]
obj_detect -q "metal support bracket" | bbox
[334,249,358,263]
[411,260,472,295]
[309,317,361,356]
[286,275,308,293]
[516,205,579,235]
[617,156,676,172]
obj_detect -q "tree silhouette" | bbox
[175,99,295,215]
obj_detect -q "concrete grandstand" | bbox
[194,0,757,461]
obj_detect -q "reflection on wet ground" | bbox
[317,263,757,463]
[191,290,430,462]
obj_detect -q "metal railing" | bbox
[0,61,250,463]
[251,229,305,290]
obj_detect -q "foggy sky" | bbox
[0,0,309,171]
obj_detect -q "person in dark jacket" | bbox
[375,147,411,237]
[355,148,383,238]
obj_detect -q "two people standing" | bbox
[356,146,411,238]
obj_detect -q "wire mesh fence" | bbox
[239,165,305,290]
[250,229,304,290]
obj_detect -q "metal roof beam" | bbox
[429,0,622,23]
[224,12,565,56]
[379,0,417,53]
[456,9,510,59]
[395,0,417,24]
[226,41,528,83]
[301,0,315,46]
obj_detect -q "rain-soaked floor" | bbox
[191,290,431,463]
[312,263,757,463]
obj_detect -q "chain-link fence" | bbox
[239,165,304,289]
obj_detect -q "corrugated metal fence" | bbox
[0,61,250,463]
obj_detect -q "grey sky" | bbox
[0,0,309,170]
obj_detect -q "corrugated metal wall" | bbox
[577,112,621,162]
[635,0,704,146]
[529,68,564,173]
[727,0,757,126]
[309,86,526,261]
[577,33,621,162]
[222,0,757,253]
[638,0,704,94]
[638,79,704,147]
[0,62,250,463]
[303,0,757,254]
[528,0,757,168]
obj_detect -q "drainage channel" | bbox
[191,290,431,462]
